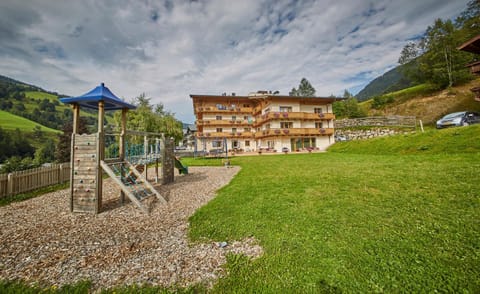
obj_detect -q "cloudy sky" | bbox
[0,0,470,123]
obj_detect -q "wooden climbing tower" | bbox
[60,83,171,214]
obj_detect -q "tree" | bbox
[333,91,366,118]
[114,93,183,143]
[289,78,316,96]
[34,138,56,165]
[55,117,89,163]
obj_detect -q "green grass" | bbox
[328,124,480,155]
[185,126,480,292]
[24,91,59,101]
[0,110,61,133]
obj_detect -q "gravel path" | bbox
[0,166,262,290]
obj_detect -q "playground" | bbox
[0,165,262,289]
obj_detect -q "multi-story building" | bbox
[190,92,340,154]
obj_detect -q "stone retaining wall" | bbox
[335,128,415,141]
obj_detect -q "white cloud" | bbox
[0,0,471,122]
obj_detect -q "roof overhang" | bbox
[60,83,136,111]
[458,34,480,54]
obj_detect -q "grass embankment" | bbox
[362,78,480,125]
[184,126,479,292]
[328,124,480,155]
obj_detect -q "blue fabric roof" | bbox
[60,83,136,110]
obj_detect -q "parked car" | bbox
[334,134,348,141]
[436,111,480,129]
[282,147,289,153]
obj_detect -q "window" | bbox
[315,122,323,129]
[216,128,223,132]
[212,140,222,147]
[314,107,323,114]
[280,122,293,128]
[216,115,222,120]
[264,107,270,113]
[280,106,292,112]
[244,127,251,132]
[265,123,271,130]
[245,140,250,147]
[243,104,250,108]
[244,116,248,120]
[232,128,237,134]
[232,115,236,121]
[232,140,239,149]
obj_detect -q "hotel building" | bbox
[190,92,340,154]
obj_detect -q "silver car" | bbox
[436,111,480,129]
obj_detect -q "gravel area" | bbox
[0,166,262,290]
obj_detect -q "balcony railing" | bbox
[255,128,334,138]
[196,128,333,139]
[255,112,335,126]
[196,131,254,138]
[195,107,253,114]
[196,119,253,126]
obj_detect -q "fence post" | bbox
[58,164,63,184]
[7,173,13,196]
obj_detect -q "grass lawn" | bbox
[183,127,480,292]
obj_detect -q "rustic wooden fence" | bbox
[335,116,416,129]
[0,163,70,198]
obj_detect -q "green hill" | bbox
[0,110,60,133]
[355,64,414,101]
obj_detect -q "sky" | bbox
[0,0,471,123]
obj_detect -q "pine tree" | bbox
[289,78,316,96]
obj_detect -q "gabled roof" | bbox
[60,83,136,110]
[458,34,480,54]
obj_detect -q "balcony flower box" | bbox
[282,113,288,118]
[319,128,326,134]
[283,129,289,134]
[318,113,325,118]
[274,113,280,118]
[274,130,281,134]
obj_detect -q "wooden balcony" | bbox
[255,112,335,126]
[196,131,254,138]
[195,106,253,114]
[196,119,253,126]
[255,128,334,138]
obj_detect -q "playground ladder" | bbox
[100,160,167,213]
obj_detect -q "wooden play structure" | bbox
[60,83,178,213]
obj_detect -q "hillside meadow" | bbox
[1,125,479,293]
[0,110,60,133]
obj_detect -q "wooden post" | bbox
[96,101,105,214]
[119,108,127,204]
[70,103,80,212]
[144,136,148,180]
[419,120,424,133]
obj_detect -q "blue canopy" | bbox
[60,83,136,110]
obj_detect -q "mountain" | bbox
[0,75,108,131]
[356,64,414,101]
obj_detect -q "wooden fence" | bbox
[0,163,70,198]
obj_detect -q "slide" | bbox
[174,157,189,174]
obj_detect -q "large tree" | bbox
[289,78,316,96]
[115,93,183,142]
[398,0,480,88]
